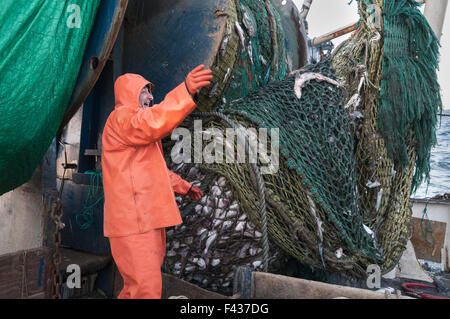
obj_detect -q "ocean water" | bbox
[413,109,450,199]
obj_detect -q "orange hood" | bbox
[114,73,155,109]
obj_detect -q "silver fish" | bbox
[235,221,246,232]
[220,35,229,57]
[226,210,238,218]
[207,197,217,208]
[260,55,267,65]
[375,188,383,213]
[242,11,256,37]
[335,248,343,259]
[238,242,251,258]
[188,166,199,177]
[213,219,223,228]
[366,180,381,188]
[222,220,233,230]
[218,198,229,209]
[197,258,206,269]
[203,230,218,256]
[211,259,221,267]
[211,186,222,196]
[223,68,231,83]
[222,281,231,288]
[217,176,227,187]
[229,201,239,210]
[202,206,212,215]
[185,265,196,272]
[214,209,225,219]
[293,72,341,99]
[209,82,219,97]
[235,21,246,51]
[249,248,262,256]
[166,250,177,257]
[247,40,254,64]
[238,214,247,221]
[196,228,207,236]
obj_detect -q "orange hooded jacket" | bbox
[101,74,195,237]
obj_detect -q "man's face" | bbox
[139,86,154,108]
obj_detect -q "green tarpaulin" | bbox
[0,0,100,195]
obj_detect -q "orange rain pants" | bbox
[109,228,166,299]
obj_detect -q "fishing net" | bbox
[162,0,293,294]
[197,0,289,111]
[165,58,384,287]
[332,0,442,272]
[162,160,288,295]
[163,0,442,287]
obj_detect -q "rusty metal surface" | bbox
[311,22,357,47]
[58,0,128,133]
[0,247,51,299]
[410,217,447,263]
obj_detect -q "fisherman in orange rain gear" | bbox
[101,65,213,299]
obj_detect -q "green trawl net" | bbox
[222,0,288,103]
[168,58,384,281]
[332,0,442,272]
[0,0,100,195]
[197,0,289,111]
[216,58,384,277]
[379,0,442,193]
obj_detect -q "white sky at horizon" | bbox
[292,0,450,110]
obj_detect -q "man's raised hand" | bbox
[185,65,213,95]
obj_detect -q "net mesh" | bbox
[332,0,442,272]
[162,160,288,295]
[162,0,442,289]
[196,0,288,111]
[166,58,384,287]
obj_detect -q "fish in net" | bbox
[332,0,442,273]
[163,58,384,291]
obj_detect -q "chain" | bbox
[47,198,65,299]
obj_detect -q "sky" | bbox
[292,0,450,109]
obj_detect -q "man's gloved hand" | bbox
[185,65,213,95]
[187,185,204,201]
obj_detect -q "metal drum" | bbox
[114,0,309,111]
